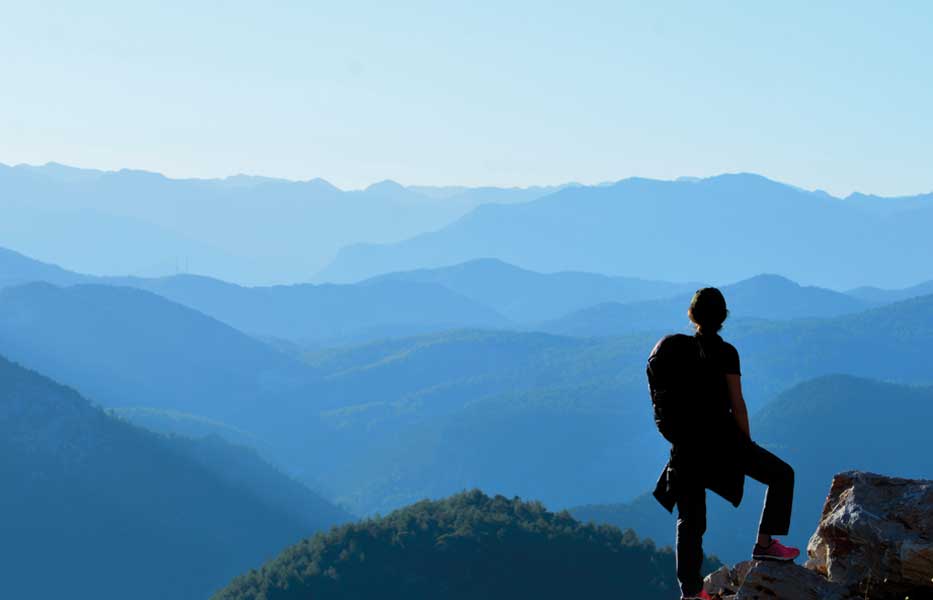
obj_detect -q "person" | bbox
[649,288,799,600]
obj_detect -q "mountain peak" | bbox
[730,273,800,288]
[306,177,340,192]
[111,168,169,182]
[365,179,406,193]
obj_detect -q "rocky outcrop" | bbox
[807,471,933,598]
[704,471,933,600]
[706,561,849,599]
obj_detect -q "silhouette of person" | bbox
[650,288,800,600]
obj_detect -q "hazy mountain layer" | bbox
[284,296,933,513]
[0,162,561,284]
[0,282,312,421]
[111,274,510,343]
[541,273,872,336]
[366,257,698,322]
[846,280,933,304]
[319,173,933,288]
[4,252,933,515]
[0,247,508,344]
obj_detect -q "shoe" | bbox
[681,590,713,600]
[752,538,800,561]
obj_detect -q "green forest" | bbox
[214,490,721,600]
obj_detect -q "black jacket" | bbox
[653,431,748,512]
[651,332,748,512]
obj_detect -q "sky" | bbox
[2,1,932,196]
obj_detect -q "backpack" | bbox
[646,334,707,445]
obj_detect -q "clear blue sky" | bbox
[2,1,932,195]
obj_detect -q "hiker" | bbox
[647,288,799,600]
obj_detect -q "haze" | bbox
[3,1,933,196]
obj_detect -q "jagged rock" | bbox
[705,560,849,600]
[704,565,735,595]
[706,472,933,600]
[735,561,849,599]
[806,471,933,598]
[704,561,754,597]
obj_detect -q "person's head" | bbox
[688,287,728,334]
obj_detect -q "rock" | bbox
[806,471,933,598]
[704,561,755,597]
[734,561,849,599]
[705,560,849,600]
[706,472,933,600]
[704,565,734,594]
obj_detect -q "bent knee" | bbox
[776,461,795,487]
[677,516,707,536]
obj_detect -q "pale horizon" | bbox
[5,159,933,199]
[3,2,933,197]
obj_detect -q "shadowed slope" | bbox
[0,355,348,600]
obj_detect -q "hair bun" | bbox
[688,287,729,333]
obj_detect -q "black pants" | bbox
[675,442,794,597]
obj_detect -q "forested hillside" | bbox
[0,355,349,600]
[213,490,720,600]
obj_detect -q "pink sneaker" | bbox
[681,590,713,600]
[752,538,800,561]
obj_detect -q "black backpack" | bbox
[646,334,708,445]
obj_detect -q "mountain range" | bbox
[318,173,933,289]
[6,164,933,289]
[365,258,698,323]
[540,273,873,337]
[296,293,933,514]
[6,245,933,346]
[6,176,933,593]
[4,246,933,515]
[0,162,563,284]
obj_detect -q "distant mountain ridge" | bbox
[7,245,933,345]
[541,273,872,336]
[0,282,312,422]
[108,274,510,344]
[318,173,933,288]
[0,247,510,344]
[846,280,933,304]
[366,258,698,322]
[7,163,933,287]
[0,162,565,284]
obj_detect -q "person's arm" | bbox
[726,374,751,440]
